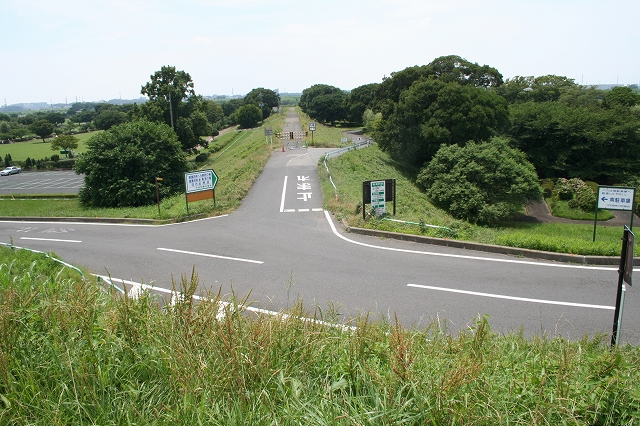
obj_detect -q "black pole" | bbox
[611,228,630,347]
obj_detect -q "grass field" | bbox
[0,131,98,161]
[1,246,638,424]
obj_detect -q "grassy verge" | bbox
[1,246,638,424]
[0,131,100,161]
[0,113,286,220]
[548,198,615,221]
[319,145,637,256]
[296,108,361,148]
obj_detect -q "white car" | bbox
[0,166,21,176]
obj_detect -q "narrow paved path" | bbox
[525,200,637,226]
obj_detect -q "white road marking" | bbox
[323,210,629,272]
[20,237,81,243]
[407,284,614,310]
[0,214,228,227]
[95,274,354,331]
[298,208,309,212]
[280,175,288,212]
[158,247,263,264]
[284,209,296,213]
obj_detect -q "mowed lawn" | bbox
[0,131,99,161]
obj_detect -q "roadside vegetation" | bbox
[1,246,638,424]
[320,144,637,257]
[0,112,285,219]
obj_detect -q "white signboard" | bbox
[185,170,217,194]
[597,186,635,211]
[309,122,316,131]
[371,180,386,216]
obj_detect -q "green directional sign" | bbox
[185,169,218,193]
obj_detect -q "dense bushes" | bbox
[417,138,542,223]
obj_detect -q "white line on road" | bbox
[0,214,228,227]
[280,176,288,212]
[323,210,628,272]
[407,284,614,310]
[158,247,263,264]
[20,237,81,243]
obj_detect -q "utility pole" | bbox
[168,92,174,129]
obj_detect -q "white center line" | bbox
[20,237,81,243]
[407,284,614,310]
[280,175,288,212]
[158,247,263,264]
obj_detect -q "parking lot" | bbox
[0,170,83,194]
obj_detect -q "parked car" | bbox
[0,166,21,176]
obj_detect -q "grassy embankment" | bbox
[1,246,638,424]
[319,140,636,257]
[0,112,286,219]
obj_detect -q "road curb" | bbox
[342,221,630,266]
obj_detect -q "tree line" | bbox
[0,67,281,154]
[300,55,640,222]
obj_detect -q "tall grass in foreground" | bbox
[1,246,639,425]
[319,145,638,256]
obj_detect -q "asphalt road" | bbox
[0,110,637,343]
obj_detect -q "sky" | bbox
[1,0,639,105]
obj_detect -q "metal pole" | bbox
[611,228,630,347]
[155,177,162,217]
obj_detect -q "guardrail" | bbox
[323,140,375,200]
[324,139,374,160]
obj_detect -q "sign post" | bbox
[155,177,163,217]
[362,179,396,219]
[593,186,636,242]
[264,127,273,144]
[184,169,218,215]
[611,226,634,347]
[309,122,315,145]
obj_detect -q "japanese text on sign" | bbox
[371,180,386,216]
[185,170,215,194]
[597,187,635,211]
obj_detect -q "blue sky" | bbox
[1,0,638,104]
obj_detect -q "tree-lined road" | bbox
[0,110,637,343]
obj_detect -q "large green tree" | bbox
[345,83,379,125]
[244,88,280,119]
[30,119,55,142]
[138,66,209,152]
[94,110,129,130]
[374,77,509,167]
[50,135,79,157]
[75,120,188,208]
[509,101,640,182]
[496,75,581,104]
[299,84,347,124]
[235,104,263,128]
[603,86,639,108]
[374,55,503,107]
[417,138,542,223]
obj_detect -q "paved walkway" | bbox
[525,200,637,227]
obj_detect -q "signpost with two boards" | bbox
[185,169,218,214]
[362,179,396,219]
